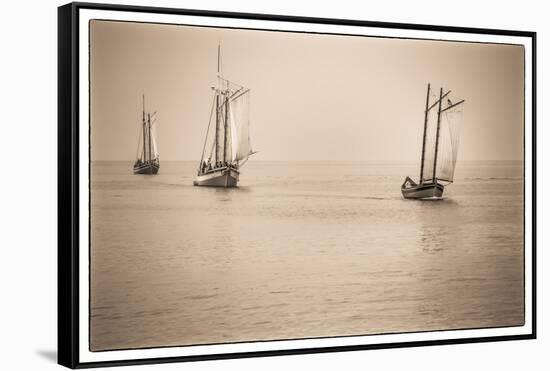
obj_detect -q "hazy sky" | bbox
[90,20,524,161]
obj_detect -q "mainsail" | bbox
[421,88,464,183]
[203,77,253,166]
[135,113,159,162]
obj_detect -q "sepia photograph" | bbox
[88,18,526,353]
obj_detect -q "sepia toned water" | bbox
[90,161,524,351]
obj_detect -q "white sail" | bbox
[215,92,226,163]
[145,124,152,161]
[436,98,463,182]
[136,121,152,162]
[421,91,464,183]
[223,96,233,163]
[230,96,238,161]
[135,115,159,162]
[151,122,159,159]
[229,89,253,162]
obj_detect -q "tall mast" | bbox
[214,44,220,164]
[223,82,229,164]
[142,94,146,162]
[215,97,220,164]
[432,87,444,182]
[148,113,152,162]
[419,83,430,183]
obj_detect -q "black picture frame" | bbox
[58,2,537,368]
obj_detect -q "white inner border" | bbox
[78,8,534,363]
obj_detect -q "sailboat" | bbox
[194,45,255,187]
[133,95,159,175]
[402,83,465,199]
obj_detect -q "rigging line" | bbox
[428,90,452,111]
[135,129,143,160]
[229,89,250,103]
[213,88,249,114]
[227,87,244,100]
[440,99,465,114]
[236,150,257,168]
[215,95,230,114]
[208,133,216,162]
[199,95,217,169]
[238,156,251,168]
[218,76,246,90]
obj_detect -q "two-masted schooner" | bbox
[402,84,465,199]
[194,45,255,187]
[133,95,159,175]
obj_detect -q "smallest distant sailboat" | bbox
[402,83,465,199]
[133,95,160,175]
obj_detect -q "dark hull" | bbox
[133,162,159,175]
[194,167,239,187]
[402,182,444,199]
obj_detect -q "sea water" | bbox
[90,160,524,351]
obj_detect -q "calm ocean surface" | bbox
[90,160,524,351]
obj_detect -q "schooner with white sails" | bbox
[133,95,159,175]
[194,45,255,187]
[402,83,465,199]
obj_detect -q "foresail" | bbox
[436,95,463,182]
[230,99,238,161]
[229,89,253,162]
[151,123,159,159]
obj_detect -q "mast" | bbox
[223,82,229,164]
[215,97,220,164]
[148,113,152,162]
[142,94,146,162]
[432,87,444,182]
[419,83,430,183]
[214,44,220,164]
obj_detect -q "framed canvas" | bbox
[58,2,536,368]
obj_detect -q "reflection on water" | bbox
[90,161,524,351]
[416,200,461,253]
[419,226,450,253]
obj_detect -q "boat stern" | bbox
[401,181,444,199]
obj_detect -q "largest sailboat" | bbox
[401,83,465,199]
[194,45,255,187]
